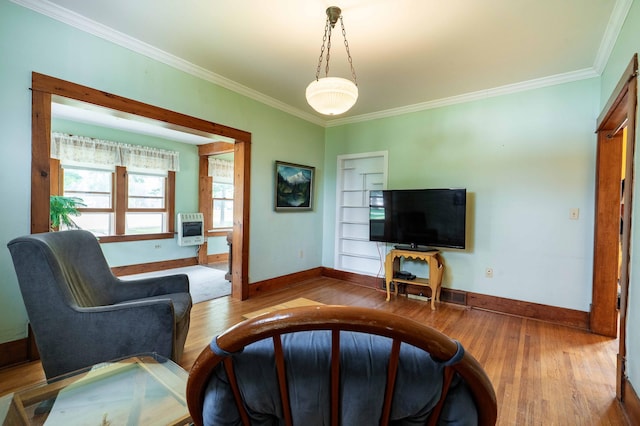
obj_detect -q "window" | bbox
[213,181,233,228]
[126,172,167,234]
[62,167,114,235]
[51,132,178,241]
[209,155,234,229]
[59,166,172,237]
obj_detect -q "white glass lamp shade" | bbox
[305,77,358,115]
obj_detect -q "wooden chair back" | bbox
[187,305,497,425]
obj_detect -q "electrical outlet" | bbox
[299,249,304,259]
[154,244,161,249]
[485,268,494,278]
[569,208,579,220]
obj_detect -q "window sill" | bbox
[207,229,232,237]
[97,233,175,244]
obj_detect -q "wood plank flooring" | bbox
[0,277,628,425]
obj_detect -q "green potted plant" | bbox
[49,195,86,231]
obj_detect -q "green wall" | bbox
[599,0,640,395]
[0,0,325,344]
[323,79,600,312]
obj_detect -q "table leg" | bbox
[386,278,391,301]
[385,252,393,302]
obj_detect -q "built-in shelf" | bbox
[339,236,370,242]
[335,151,388,277]
[338,251,380,260]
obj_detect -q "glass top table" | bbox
[0,353,190,425]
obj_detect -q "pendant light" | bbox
[306,6,358,116]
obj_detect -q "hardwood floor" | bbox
[0,277,628,425]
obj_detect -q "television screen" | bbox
[369,188,466,250]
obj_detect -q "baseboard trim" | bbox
[624,379,640,425]
[320,267,589,330]
[110,257,198,276]
[0,338,29,369]
[321,267,383,288]
[207,253,229,264]
[0,326,39,371]
[248,267,324,297]
[467,292,589,330]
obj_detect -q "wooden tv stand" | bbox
[385,249,444,310]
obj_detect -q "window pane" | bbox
[128,174,165,209]
[213,182,234,199]
[65,213,113,236]
[128,197,164,209]
[63,168,112,208]
[65,193,111,208]
[126,212,165,234]
[213,199,233,228]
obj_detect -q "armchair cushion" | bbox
[187,306,496,425]
[203,330,476,425]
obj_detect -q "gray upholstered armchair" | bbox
[7,230,192,379]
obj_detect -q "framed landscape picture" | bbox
[275,161,315,211]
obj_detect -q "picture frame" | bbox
[275,161,315,211]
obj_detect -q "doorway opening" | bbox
[31,72,251,300]
[591,54,637,401]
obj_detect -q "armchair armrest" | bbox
[112,274,190,303]
[43,300,179,374]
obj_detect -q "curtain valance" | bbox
[208,157,234,182]
[51,132,180,172]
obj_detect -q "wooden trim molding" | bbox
[320,268,589,329]
[31,72,251,302]
[248,268,323,297]
[0,338,31,368]
[623,379,640,425]
[110,257,198,276]
[31,89,51,234]
[97,232,175,244]
[321,267,383,288]
[466,292,589,330]
[591,130,623,337]
[32,74,251,142]
[0,327,40,369]
[318,268,590,329]
[207,253,228,264]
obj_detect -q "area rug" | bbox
[243,297,324,319]
[121,265,231,304]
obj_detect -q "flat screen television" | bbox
[369,188,466,250]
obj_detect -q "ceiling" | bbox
[16,0,630,126]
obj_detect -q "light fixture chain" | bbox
[314,17,330,81]
[340,16,357,85]
[325,23,333,78]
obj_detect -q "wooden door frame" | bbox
[31,72,251,300]
[592,55,637,401]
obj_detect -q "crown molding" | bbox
[326,68,599,127]
[12,0,632,129]
[10,0,326,127]
[593,0,634,74]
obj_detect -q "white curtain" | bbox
[120,143,180,172]
[208,157,234,183]
[51,132,180,172]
